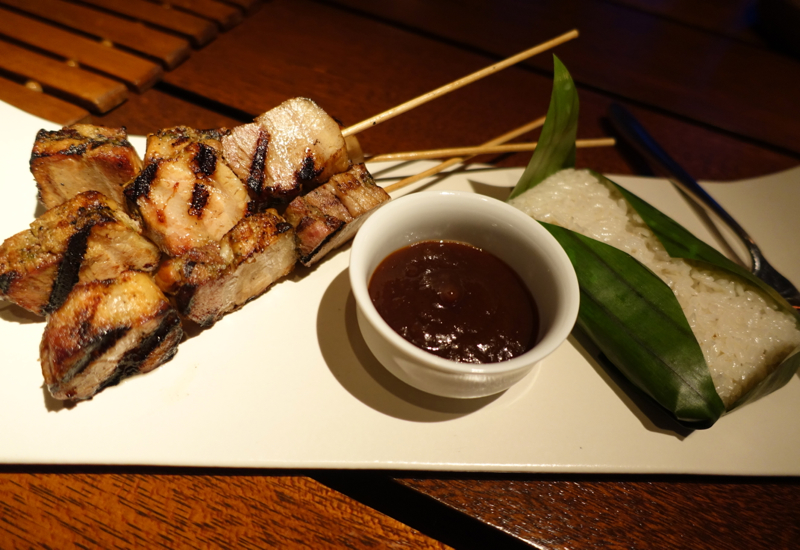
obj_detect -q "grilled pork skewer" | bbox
[123,124,298,326]
[125,138,250,257]
[122,99,375,323]
[0,191,160,316]
[30,124,143,211]
[221,97,350,208]
[154,209,297,327]
[9,32,581,403]
[40,270,183,401]
[284,163,389,266]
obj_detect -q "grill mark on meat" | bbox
[172,136,191,149]
[193,143,217,177]
[125,161,159,201]
[276,222,292,234]
[246,131,269,196]
[0,271,18,294]
[59,325,131,390]
[44,224,93,314]
[190,184,210,217]
[299,226,342,265]
[99,310,181,391]
[296,153,323,184]
[29,128,82,161]
[30,127,132,161]
[45,142,89,158]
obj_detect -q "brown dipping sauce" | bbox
[368,240,539,364]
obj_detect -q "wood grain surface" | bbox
[2,0,799,548]
[78,0,219,47]
[0,7,163,92]
[0,470,451,549]
[0,39,128,112]
[0,77,90,125]
[0,0,192,69]
[223,0,262,13]
[159,0,244,30]
[332,0,800,155]
[394,475,800,549]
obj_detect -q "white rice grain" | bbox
[510,169,800,407]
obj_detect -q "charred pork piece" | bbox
[144,126,229,163]
[219,122,266,199]
[284,164,390,266]
[125,141,249,257]
[0,192,160,316]
[40,270,183,401]
[30,124,143,210]
[284,184,351,266]
[155,210,297,327]
[326,163,390,217]
[221,97,350,208]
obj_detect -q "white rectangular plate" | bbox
[1,101,798,474]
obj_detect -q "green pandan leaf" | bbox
[542,223,725,426]
[510,57,799,426]
[508,55,578,199]
[601,171,800,324]
[596,172,800,411]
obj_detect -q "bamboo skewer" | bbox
[382,116,547,194]
[369,138,615,163]
[341,29,579,138]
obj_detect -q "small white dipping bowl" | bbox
[349,191,580,399]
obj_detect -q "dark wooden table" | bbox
[1,1,799,548]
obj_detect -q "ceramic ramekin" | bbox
[349,191,579,399]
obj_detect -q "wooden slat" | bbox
[221,0,261,14]
[0,8,162,92]
[0,39,127,112]
[0,0,190,69]
[79,0,219,47]
[158,0,244,30]
[0,77,90,124]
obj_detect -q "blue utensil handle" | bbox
[608,103,761,269]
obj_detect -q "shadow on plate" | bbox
[372,161,515,200]
[571,327,694,440]
[317,269,501,422]
[42,384,77,412]
[465,178,511,201]
[0,302,43,324]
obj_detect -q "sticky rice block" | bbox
[509,168,800,408]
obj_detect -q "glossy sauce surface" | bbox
[368,240,538,364]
